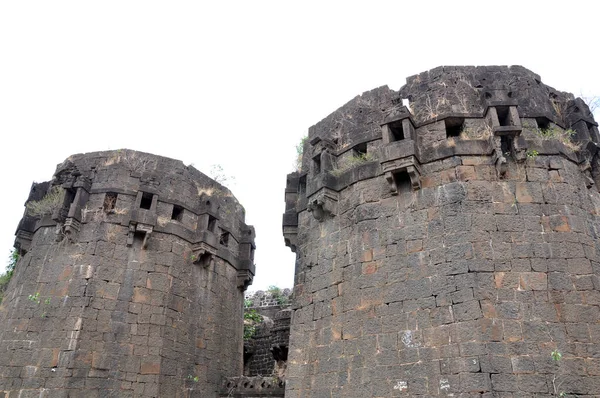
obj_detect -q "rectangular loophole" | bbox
[501,135,513,155]
[388,120,405,141]
[497,106,511,126]
[445,117,464,138]
[313,155,321,174]
[219,231,230,247]
[393,170,412,194]
[140,192,153,210]
[65,189,76,205]
[208,215,217,232]
[103,192,118,212]
[298,175,306,195]
[171,205,183,221]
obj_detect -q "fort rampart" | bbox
[1,150,255,397]
[283,66,600,396]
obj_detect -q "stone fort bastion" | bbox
[1,150,255,397]
[282,65,600,396]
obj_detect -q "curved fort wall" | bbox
[283,66,600,396]
[0,150,255,397]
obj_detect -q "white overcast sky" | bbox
[1,1,599,291]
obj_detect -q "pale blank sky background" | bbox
[1,1,599,291]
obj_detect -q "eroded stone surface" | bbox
[283,66,600,396]
[1,150,255,397]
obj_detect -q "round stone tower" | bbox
[283,66,600,396]
[1,150,255,397]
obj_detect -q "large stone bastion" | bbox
[1,150,255,397]
[283,66,600,396]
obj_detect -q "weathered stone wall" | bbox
[244,307,291,379]
[246,289,292,309]
[283,66,600,396]
[243,290,292,379]
[0,150,255,397]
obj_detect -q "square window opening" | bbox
[208,215,217,233]
[103,192,118,212]
[353,142,368,157]
[313,155,321,174]
[393,170,412,194]
[140,192,153,210]
[219,231,230,247]
[171,205,184,221]
[497,106,512,126]
[445,118,464,138]
[388,120,405,141]
[536,117,550,130]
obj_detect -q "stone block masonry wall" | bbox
[283,66,600,396]
[0,150,255,397]
[244,307,291,378]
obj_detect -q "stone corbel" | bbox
[127,222,154,248]
[14,231,33,255]
[191,241,217,267]
[63,217,81,242]
[307,188,338,221]
[382,157,421,194]
[283,225,298,253]
[310,137,337,156]
[237,269,253,291]
[385,165,421,195]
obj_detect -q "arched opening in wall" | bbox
[171,205,184,221]
[140,192,153,210]
[445,117,464,138]
[103,192,118,213]
[388,120,405,141]
[393,170,412,194]
[496,106,512,126]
